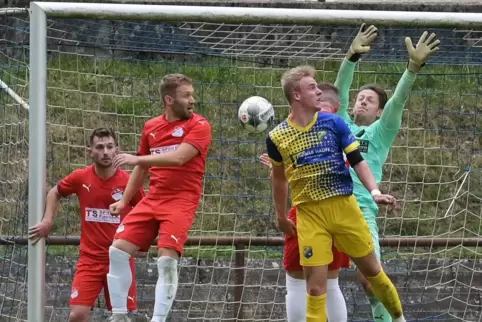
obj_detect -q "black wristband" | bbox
[349,53,361,62]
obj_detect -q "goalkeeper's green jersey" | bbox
[335,59,417,214]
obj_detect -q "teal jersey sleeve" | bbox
[372,69,417,149]
[334,58,358,123]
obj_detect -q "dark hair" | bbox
[89,128,117,146]
[359,84,388,109]
[317,82,339,98]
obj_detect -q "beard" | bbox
[172,100,193,120]
[94,159,113,168]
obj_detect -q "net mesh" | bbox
[0,8,481,322]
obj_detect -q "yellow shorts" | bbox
[296,195,374,267]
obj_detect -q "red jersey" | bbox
[137,113,212,199]
[57,165,145,261]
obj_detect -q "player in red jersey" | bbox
[105,74,212,322]
[259,83,352,322]
[28,128,145,322]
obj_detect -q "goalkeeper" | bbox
[334,24,440,322]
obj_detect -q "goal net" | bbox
[1,4,481,321]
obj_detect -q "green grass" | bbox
[1,52,481,260]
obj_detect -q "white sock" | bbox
[285,273,306,322]
[107,246,132,314]
[393,315,406,322]
[150,256,179,322]
[326,277,347,322]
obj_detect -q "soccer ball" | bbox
[238,96,275,133]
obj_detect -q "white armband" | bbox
[370,189,382,197]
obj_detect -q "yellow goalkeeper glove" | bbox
[404,31,440,73]
[346,23,378,61]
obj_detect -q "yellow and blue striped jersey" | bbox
[266,112,359,205]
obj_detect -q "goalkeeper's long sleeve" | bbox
[334,58,357,122]
[379,69,417,131]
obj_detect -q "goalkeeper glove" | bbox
[346,23,378,62]
[404,31,440,73]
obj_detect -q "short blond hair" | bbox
[159,73,192,104]
[281,65,316,103]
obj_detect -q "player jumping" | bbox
[266,65,405,322]
[334,25,440,322]
[28,128,144,322]
[105,74,212,322]
[260,83,351,322]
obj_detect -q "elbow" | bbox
[135,164,149,173]
[173,155,187,166]
[172,152,196,166]
[48,186,61,199]
[271,174,288,189]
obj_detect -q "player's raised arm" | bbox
[110,129,150,215]
[336,116,396,207]
[334,23,378,121]
[114,120,212,169]
[28,170,80,245]
[266,136,295,236]
[376,31,440,137]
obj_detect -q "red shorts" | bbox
[115,196,199,254]
[283,207,351,272]
[70,257,136,311]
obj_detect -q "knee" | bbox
[157,247,180,259]
[109,246,131,262]
[307,284,326,296]
[69,311,88,322]
[304,267,328,296]
[111,239,139,255]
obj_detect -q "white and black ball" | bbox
[238,96,275,133]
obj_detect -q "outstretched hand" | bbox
[277,216,296,237]
[405,31,440,72]
[112,153,139,168]
[28,219,53,245]
[259,153,273,178]
[373,193,397,211]
[347,23,378,58]
[259,153,272,169]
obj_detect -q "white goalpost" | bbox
[15,2,482,321]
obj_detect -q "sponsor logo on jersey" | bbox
[171,126,184,137]
[150,144,179,155]
[358,139,369,153]
[111,188,123,201]
[116,224,125,233]
[71,287,79,299]
[85,208,120,224]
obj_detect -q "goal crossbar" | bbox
[32,2,482,28]
[26,2,482,321]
